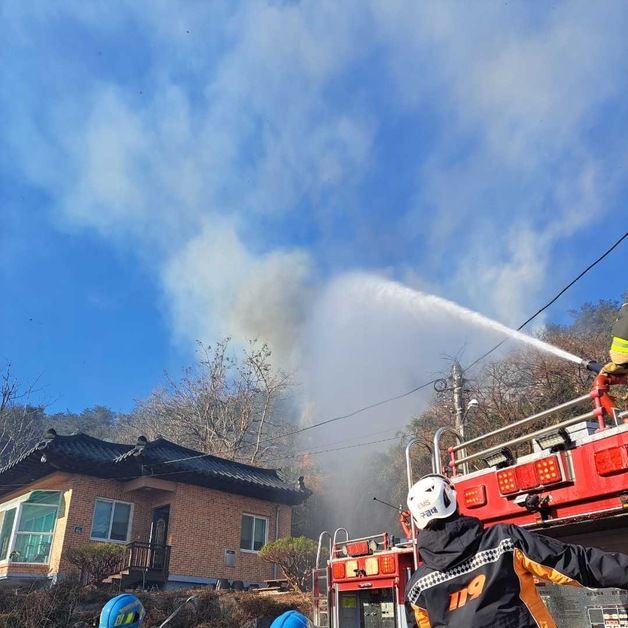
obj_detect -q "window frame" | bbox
[239,513,269,553]
[90,498,134,544]
[0,491,61,565]
[0,508,17,562]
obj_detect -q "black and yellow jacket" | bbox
[405,515,628,628]
[610,302,628,364]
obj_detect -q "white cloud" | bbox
[3,0,627,368]
[40,1,377,356]
[162,219,252,345]
[373,0,628,322]
[73,90,147,226]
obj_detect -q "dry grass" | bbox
[0,582,311,628]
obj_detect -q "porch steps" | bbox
[103,567,168,588]
[102,541,171,588]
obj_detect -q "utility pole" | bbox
[433,359,475,473]
[450,360,466,440]
[450,360,468,473]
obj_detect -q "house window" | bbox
[1,491,61,564]
[240,514,267,552]
[90,499,132,542]
[13,492,59,563]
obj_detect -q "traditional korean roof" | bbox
[0,430,309,506]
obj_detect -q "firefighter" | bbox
[98,594,145,628]
[404,474,628,628]
[603,302,628,375]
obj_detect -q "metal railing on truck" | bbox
[312,531,331,628]
[432,371,628,475]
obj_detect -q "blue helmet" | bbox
[99,593,145,628]
[270,610,310,628]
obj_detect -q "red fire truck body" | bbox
[313,372,628,628]
[452,424,628,529]
[313,532,415,627]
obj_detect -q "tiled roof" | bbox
[115,437,301,494]
[0,430,309,505]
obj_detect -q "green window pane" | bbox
[0,509,16,561]
[25,491,60,505]
[253,518,266,551]
[91,500,113,539]
[240,515,253,550]
[110,503,131,541]
[17,504,57,533]
[12,533,51,563]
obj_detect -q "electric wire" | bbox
[160,378,437,466]
[1,232,623,494]
[104,434,404,484]
[124,230,628,469]
[264,435,404,465]
[160,231,626,468]
[464,230,627,372]
[160,230,627,468]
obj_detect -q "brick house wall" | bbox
[0,562,52,579]
[166,483,292,584]
[56,475,156,575]
[0,472,294,585]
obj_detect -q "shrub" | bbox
[65,542,124,585]
[258,536,318,592]
[4,578,82,628]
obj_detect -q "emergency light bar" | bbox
[594,445,628,476]
[332,562,346,579]
[496,453,569,496]
[344,541,370,557]
[346,560,358,576]
[463,485,487,509]
[330,554,397,580]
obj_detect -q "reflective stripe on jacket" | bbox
[611,303,628,358]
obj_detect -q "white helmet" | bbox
[407,474,457,530]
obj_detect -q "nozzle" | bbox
[581,359,602,373]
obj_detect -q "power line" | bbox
[6,227,625,491]
[0,232,628,496]
[161,229,627,468]
[264,435,403,465]
[108,434,405,484]
[308,424,404,448]
[5,232,624,496]
[161,378,437,466]
[464,230,627,371]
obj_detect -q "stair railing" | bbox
[111,541,172,580]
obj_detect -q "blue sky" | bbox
[1,1,627,415]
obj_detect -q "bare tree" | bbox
[0,364,43,467]
[121,339,293,464]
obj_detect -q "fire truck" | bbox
[312,368,628,627]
